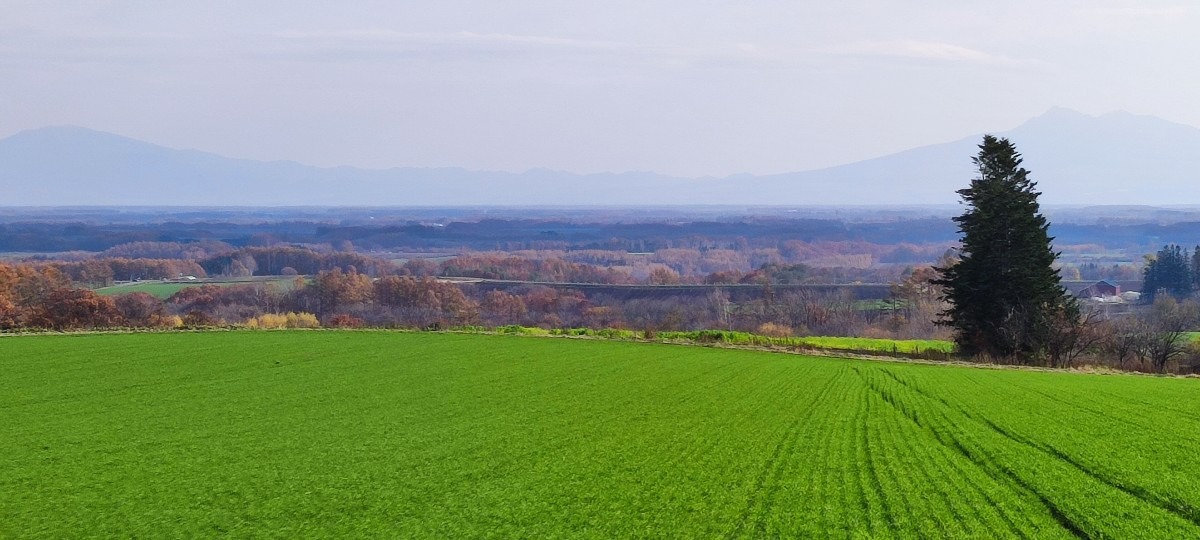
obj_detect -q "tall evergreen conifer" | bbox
[934,135,1072,359]
[1142,244,1193,301]
[1191,245,1200,290]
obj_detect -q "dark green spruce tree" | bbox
[1142,244,1192,301]
[1191,245,1200,291]
[934,135,1074,360]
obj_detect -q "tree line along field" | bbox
[5,333,1200,537]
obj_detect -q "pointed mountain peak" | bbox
[1010,107,1093,131]
[1037,106,1090,118]
[1005,108,1200,143]
[1,125,153,148]
[7,124,112,138]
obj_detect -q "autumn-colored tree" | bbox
[374,276,439,309]
[163,283,281,324]
[182,310,219,327]
[480,290,528,326]
[200,247,392,277]
[102,240,234,260]
[226,253,258,277]
[0,264,77,328]
[26,289,122,330]
[647,266,681,285]
[888,264,949,339]
[56,258,207,282]
[704,270,746,284]
[401,259,438,277]
[0,267,18,329]
[582,305,624,329]
[167,285,223,311]
[371,276,478,327]
[11,265,71,308]
[312,268,373,315]
[114,292,169,327]
[439,253,632,284]
[522,287,589,328]
[73,259,115,287]
[0,295,16,328]
[327,313,365,328]
[434,283,478,326]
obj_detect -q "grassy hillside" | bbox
[3,332,1200,537]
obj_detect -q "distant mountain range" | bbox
[2,107,1199,206]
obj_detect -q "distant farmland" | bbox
[3,332,1200,537]
[94,276,299,299]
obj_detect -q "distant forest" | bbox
[0,210,1193,261]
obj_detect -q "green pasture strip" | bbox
[792,336,954,354]
[542,327,954,355]
[93,281,210,298]
[853,299,910,311]
[2,332,1199,537]
[94,278,298,298]
[656,330,955,354]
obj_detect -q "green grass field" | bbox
[94,277,299,299]
[4,332,1200,537]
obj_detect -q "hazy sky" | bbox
[3,1,1199,177]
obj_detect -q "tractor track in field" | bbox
[904,370,1200,529]
[854,366,1090,538]
[727,369,842,538]
[862,364,1200,537]
[973,413,1200,528]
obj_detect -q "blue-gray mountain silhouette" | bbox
[2,108,1197,205]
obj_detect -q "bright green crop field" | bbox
[4,332,1200,538]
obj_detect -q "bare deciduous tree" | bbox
[1045,305,1106,369]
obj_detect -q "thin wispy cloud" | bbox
[1086,5,1194,18]
[272,30,630,51]
[258,30,654,65]
[264,29,750,69]
[822,40,1051,70]
[0,31,230,66]
[3,26,1037,74]
[254,29,791,76]
[0,27,774,83]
